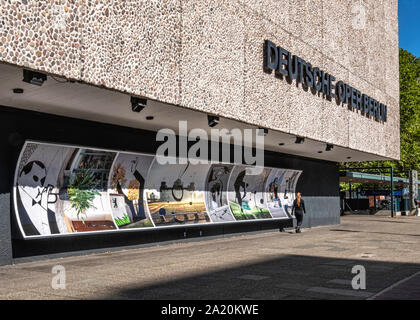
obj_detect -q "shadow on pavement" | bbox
[103,254,420,300]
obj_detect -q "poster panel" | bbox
[265,169,288,218]
[108,153,154,229]
[145,160,211,226]
[278,170,302,217]
[14,142,119,237]
[205,164,235,222]
[227,166,272,220]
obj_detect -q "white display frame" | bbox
[13,140,301,239]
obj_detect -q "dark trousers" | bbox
[295,212,304,228]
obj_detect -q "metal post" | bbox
[391,166,394,218]
[373,184,377,211]
[374,195,376,211]
[349,182,352,200]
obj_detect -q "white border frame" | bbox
[13,140,301,239]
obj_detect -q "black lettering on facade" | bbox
[304,62,314,87]
[297,57,305,84]
[322,72,330,96]
[264,40,278,72]
[329,75,336,99]
[356,90,362,110]
[363,94,369,115]
[278,47,289,77]
[313,68,322,92]
[336,81,345,103]
[288,54,298,80]
[264,40,388,122]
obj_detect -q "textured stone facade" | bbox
[0,0,400,159]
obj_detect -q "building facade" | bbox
[0,0,399,265]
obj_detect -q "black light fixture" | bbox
[295,136,305,144]
[22,69,47,86]
[207,115,219,127]
[258,128,269,136]
[318,151,323,154]
[146,116,154,120]
[347,156,352,160]
[326,144,334,152]
[131,96,147,112]
[279,143,285,146]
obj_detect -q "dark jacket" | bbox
[292,198,306,215]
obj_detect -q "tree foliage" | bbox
[399,49,420,172]
[341,49,420,176]
[67,169,100,222]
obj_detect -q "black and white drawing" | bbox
[205,164,235,222]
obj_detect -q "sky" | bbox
[399,0,420,57]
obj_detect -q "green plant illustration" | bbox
[67,169,101,223]
[115,214,131,227]
[229,202,271,220]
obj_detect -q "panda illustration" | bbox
[19,161,47,206]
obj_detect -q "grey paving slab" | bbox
[275,282,309,291]
[366,265,395,272]
[372,271,420,300]
[237,275,269,281]
[323,259,358,266]
[328,279,352,286]
[245,291,289,300]
[306,287,374,298]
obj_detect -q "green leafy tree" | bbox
[399,49,420,172]
[341,49,420,176]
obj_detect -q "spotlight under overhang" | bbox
[295,137,305,144]
[326,144,334,152]
[131,96,147,113]
[207,115,220,127]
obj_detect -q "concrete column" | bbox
[0,193,12,266]
[0,134,13,265]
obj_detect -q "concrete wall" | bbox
[0,194,12,266]
[0,0,399,160]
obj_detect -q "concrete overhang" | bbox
[0,62,395,163]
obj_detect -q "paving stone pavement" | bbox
[1,214,420,300]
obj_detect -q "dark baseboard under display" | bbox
[13,218,293,259]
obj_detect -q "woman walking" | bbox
[292,192,306,233]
